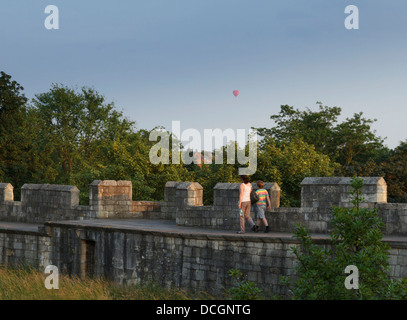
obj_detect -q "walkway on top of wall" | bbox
[0,221,43,235]
[46,219,320,243]
[2,219,407,248]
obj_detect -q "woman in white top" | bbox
[237,175,256,234]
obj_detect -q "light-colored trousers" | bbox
[240,201,255,232]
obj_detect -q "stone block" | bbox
[301,177,387,210]
[0,183,14,202]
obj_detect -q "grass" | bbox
[0,265,211,300]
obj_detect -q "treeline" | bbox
[0,71,406,206]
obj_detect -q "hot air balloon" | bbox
[233,90,239,97]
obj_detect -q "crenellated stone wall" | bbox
[0,226,51,269]
[44,220,407,297]
[90,180,133,219]
[0,180,164,222]
[161,181,203,220]
[0,183,95,223]
[3,177,405,234]
[1,176,407,298]
[176,182,280,231]
[301,177,387,209]
[175,177,407,236]
[0,183,13,201]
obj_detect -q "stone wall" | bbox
[131,201,163,219]
[299,177,407,236]
[378,203,407,235]
[0,183,13,201]
[0,226,51,269]
[45,221,407,297]
[0,180,165,222]
[0,183,96,223]
[301,177,387,209]
[46,221,303,296]
[176,182,280,231]
[2,177,406,235]
[175,177,407,236]
[161,181,204,220]
[90,180,133,218]
[2,176,407,298]
[213,182,280,209]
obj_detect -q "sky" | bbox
[1,0,406,150]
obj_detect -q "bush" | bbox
[285,177,407,300]
[227,269,263,300]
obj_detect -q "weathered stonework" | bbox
[0,224,51,269]
[213,182,280,209]
[161,182,203,220]
[0,183,13,202]
[301,177,387,209]
[90,180,132,219]
[47,220,301,296]
[1,176,407,298]
[0,183,95,223]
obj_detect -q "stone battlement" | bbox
[1,177,406,235]
[1,176,407,297]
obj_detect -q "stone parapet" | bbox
[0,183,95,223]
[2,177,407,236]
[131,201,163,219]
[20,184,82,223]
[213,182,280,209]
[21,184,80,208]
[301,177,387,209]
[90,180,132,218]
[162,181,204,219]
[43,220,407,298]
[0,183,14,202]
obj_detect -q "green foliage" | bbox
[227,269,263,300]
[253,137,339,206]
[384,141,407,203]
[256,104,341,156]
[1,72,406,205]
[256,103,384,167]
[254,103,407,203]
[194,164,240,205]
[286,177,407,300]
[0,72,30,198]
[25,85,193,204]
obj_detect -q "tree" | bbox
[255,103,385,170]
[31,84,135,181]
[284,177,407,299]
[27,84,139,202]
[256,104,341,156]
[384,140,407,203]
[335,112,385,167]
[253,137,339,206]
[1,82,196,204]
[194,163,240,205]
[0,71,30,197]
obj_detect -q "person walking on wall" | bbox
[237,175,256,234]
[253,180,271,233]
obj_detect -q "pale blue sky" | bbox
[1,0,406,149]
